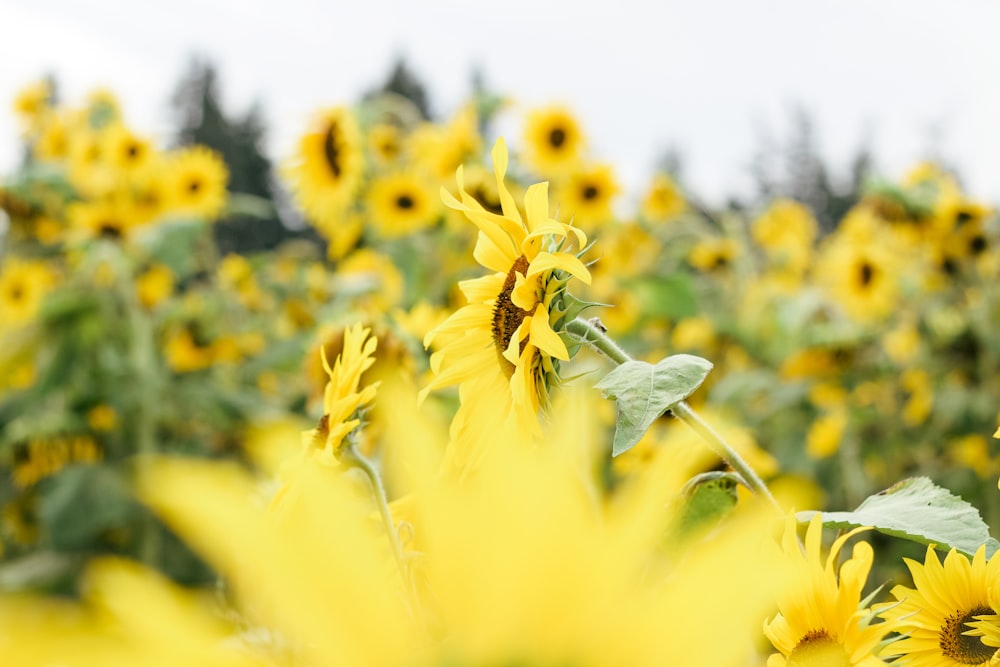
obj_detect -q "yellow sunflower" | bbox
[813,223,901,323]
[421,137,591,465]
[67,198,141,241]
[366,170,440,238]
[0,258,56,328]
[522,105,586,177]
[879,545,998,666]
[689,236,740,272]
[764,514,898,666]
[554,163,620,229]
[286,107,364,230]
[103,123,155,177]
[164,146,229,220]
[641,172,687,221]
[33,114,70,162]
[367,122,404,165]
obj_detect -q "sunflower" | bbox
[879,545,998,666]
[12,79,53,133]
[0,258,56,328]
[367,122,404,165]
[103,123,155,176]
[33,114,70,162]
[286,107,364,231]
[641,172,687,221]
[813,220,901,323]
[522,105,586,177]
[554,163,620,230]
[689,236,740,272]
[165,146,228,220]
[764,514,898,666]
[421,137,591,463]
[410,104,481,184]
[68,198,140,241]
[366,171,440,238]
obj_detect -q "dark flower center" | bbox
[187,179,202,194]
[99,222,123,239]
[549,127,567,149]
[323,123,343,178]
[582,185,599,201]
[396,194,415,210]
[969,235,987,255]
[940,605,995,664]
[858,261,875,287]
[491,255,531,377]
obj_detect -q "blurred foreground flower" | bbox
[0,378,791,667]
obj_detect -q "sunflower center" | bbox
[491,255,531,376]
[99,222,123,239]
[582,185,599,201]
[323,123,343,178]
[396,194,415,210]
[8,284,24,303]
[188,179,202,194]
[788,631,851,667]
[857,261,875,287]
[941,606,995,664]
[942,257,959,275]
[969,235,987,255]
[549,127,567,149]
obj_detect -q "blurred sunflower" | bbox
[764,514,898,666]
[880,545,997,666]
[33,114,70,161]
[522,105,585,177]
[0,258,56,328]
[367,122,404,165]
[421,137,591,464]
[165,146,229,220]
[366,171,440,238]
[554,163,620,229]
[689,237,740,272]
[641,172,687,221]
[814,222,900,323]
[286,106,363,228]
[104,123,155,177]
[68,198,140,241]
[0,388,791,667]
[410,104,481,183]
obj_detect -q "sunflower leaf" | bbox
[799,477,1000,558]
[595,354,713,456]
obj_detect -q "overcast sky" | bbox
[2,0,999,206]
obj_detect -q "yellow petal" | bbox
[529,307,569,360]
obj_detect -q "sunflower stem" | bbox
[568,316,781,512]
[566,317,631,365]
[340,442,411,606]
[670,402,782,513]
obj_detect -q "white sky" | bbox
[2,0,1000,207]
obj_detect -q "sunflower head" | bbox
[880,545,997,667]
[286,106,364,230]
[523,105,586,178]
[423,137,593,444]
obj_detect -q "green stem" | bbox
[569,317,781,512]
[340,443,409,590]
[565,317,631,365]
[671,402,781,512]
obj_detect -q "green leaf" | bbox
[677,472,740,537]
[38,464,137,551]
[800,477,1000,558]
[595,354,713,456]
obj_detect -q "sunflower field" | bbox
[2,75,1000,667]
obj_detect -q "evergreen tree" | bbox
[364,56,432,120]
[172,58,320,254]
